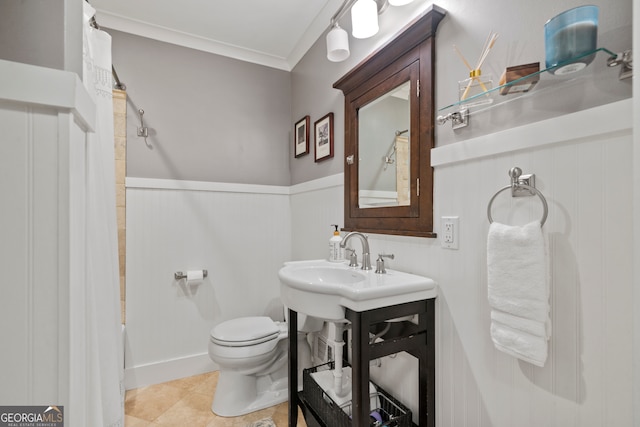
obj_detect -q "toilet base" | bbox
[210,330,313,417]
[211,366,289,417]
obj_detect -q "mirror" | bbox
[333,5,445,237]
[358,81,411,208]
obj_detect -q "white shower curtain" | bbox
[82,3,125,426]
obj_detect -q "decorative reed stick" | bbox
[454,44,473,70]
[454,45,489,93]
[459,31,499,101]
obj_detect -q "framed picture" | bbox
[314,112,334,162]
[294,116,310,158]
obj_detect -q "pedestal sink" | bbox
[278,259,437,321]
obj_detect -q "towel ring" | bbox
[487,181,549,226]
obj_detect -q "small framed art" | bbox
[314,112,334,162]
[294,116,310,158]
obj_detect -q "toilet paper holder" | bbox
[174,270,208,280]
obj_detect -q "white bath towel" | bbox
[487,221,550,366]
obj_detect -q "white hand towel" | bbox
[490,321,548,367]
[487,220,550,366]
[490,310,551,339]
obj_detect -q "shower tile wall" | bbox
[113,89,127,324]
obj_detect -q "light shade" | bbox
[326,25,350,62]
[388,0,415,5]
[351,0,379,39]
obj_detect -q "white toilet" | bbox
[208,311,322,417]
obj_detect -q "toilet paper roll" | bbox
[186,270,204,284]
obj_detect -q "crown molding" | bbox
[95,10,293,71]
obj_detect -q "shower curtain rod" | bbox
[110,65,126,91]
[87,8,126,90]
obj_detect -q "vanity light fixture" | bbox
[351,0,379,39]
[327,24,350,62]
[388,0,415,5]
[326,0,415,62]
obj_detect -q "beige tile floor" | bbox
[125,371,308,427]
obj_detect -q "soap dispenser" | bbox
[329,224,344,262]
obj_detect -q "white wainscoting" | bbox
[0,60,95,425]
[289,174,344,261]
[430,102,633,427]
[287,100,633,427]
[124,179,292,389]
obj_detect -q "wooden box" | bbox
[499,62,540,95]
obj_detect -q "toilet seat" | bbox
[211,316,281,347]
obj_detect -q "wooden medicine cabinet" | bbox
[334,5,446,237]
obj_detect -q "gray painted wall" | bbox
[3,0,630,186]
[0,0,82,75]
[290,0,632,184]
[111,30,292,186]
[111,0,631,187]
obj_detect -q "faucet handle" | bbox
[346,248,358,267]
[375,254,395,274]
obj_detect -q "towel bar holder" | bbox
[487,167,548,225]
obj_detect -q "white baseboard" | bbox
[124,353,218,390]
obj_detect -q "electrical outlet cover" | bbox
[441,216,459,249]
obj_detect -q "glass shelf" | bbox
[438,47,619,113]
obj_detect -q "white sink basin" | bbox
[278,259,437,321]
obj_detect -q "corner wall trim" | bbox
[126,173,344,196]
[125,177,290,195]
[0,59,96,131]
[289,173,344,195]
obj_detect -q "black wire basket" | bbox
[302,361,413,427]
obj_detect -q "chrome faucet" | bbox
[375,254,395,274]
[340,232,372,270]
[345,248,359,268]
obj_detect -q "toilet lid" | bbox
[210,316,280,347]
